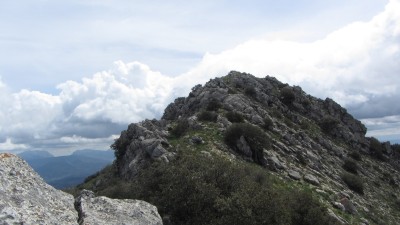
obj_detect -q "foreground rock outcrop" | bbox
[75,190,162,225]
[0,153,163,225]
[0,153,77,224]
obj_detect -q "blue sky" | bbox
[0,0,399,155]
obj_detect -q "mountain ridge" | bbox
[74,71,400,225]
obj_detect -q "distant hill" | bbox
[18,150,53,161]
[19,149,114,189]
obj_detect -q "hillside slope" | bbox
[75,72,400,225]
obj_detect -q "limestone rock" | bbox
[332,202,345,211]
[75,190,162,225]
[115,120,172,179]
[0,153,77,225]
[327,209,348,224]
[288,170,302,180]
[304,174,320,186]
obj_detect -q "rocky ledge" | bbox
[0,153,162,225]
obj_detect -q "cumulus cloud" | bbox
[1,0,400,153]
[180,0,400,119]
[0,61,175,152]
[0,138,28,151]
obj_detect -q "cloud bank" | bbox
[0,0,399,154]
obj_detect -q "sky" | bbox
[0,0,399,155]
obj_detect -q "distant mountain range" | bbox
[18,149,114,189]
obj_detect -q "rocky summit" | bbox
[73,72,400,225]
[0,153,162,225]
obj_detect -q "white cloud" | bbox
[178,0,400,119]
[60,134,118,144]
[0,61,175,151]
[0,138,27,151]
[57,61,174,124]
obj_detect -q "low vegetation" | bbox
[319,116,339,133]
[245,87,257,97]
[81,152,335,225]
[341,172,364,194]
[206,99,222,111]
[225,111,244,123]
[263,117,274,130]
[348,151,362,161]
[369,137,385,161]
[342,158,359,174]
[198,111,218,122]
[170,119,190,138]
[280,86,295,104]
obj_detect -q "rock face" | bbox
[112,119,174,179]
[0,153,163,225]
[75,190,162,225]
[0,153,77,224]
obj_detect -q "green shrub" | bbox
[349,151,362,161]
[280,86,295,104]
[224,123,270,165]
[395,198,400,210]
[225,111,244,123]
[342,158,359,174]
[171,119,190,137]
[263,117,274,130]
[206,99,222,111]
[369,137,385,161]
[341,172,364,194]
[289,190,334,225]
[127,152,334,225]
[319,116,339,133]
[198,111,218,122]
[245,87,257,97]
[111,130,131,160]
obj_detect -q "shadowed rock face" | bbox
[0,153,163,225]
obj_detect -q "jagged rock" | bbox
[75,190,162,225]
[288,170,302,180]
[0,153,77,224]
[115,120,172,179]
[267,154,286,171]
[304,174,320,186]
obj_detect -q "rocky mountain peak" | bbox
[84,71,400,224]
